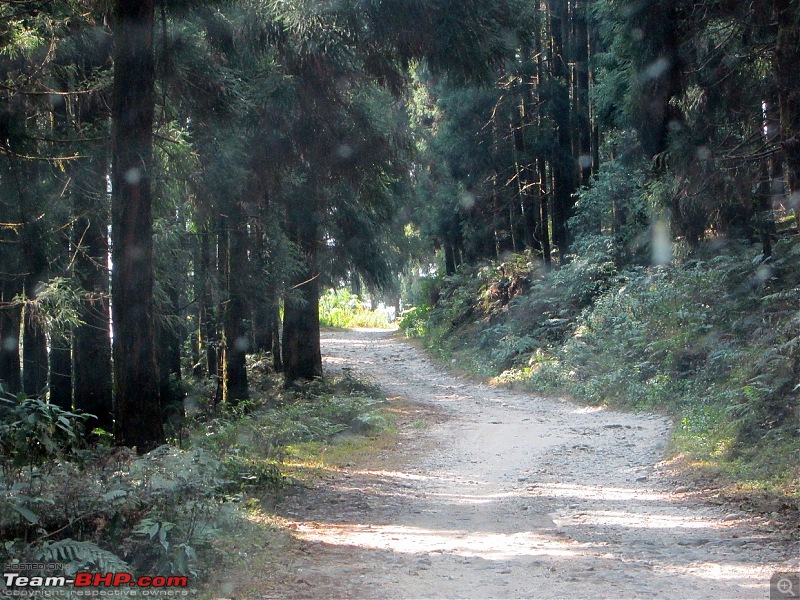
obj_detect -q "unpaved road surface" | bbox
[259,329,799,599]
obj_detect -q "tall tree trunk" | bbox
[222,202,250,403]
[631,0,683,160]
[192,226,207,377]
[251,301,272,354]
[573,0,592,187]
[534,12,552,269]
[73,152,114,432]
[210,215,227,384]
[444,242,457,276]
[0,280,22,394]
[775,2,800,203]
[512,73,540,252]
[589,15,602,178]
[157,282,183,404]
[20,219,49,398]
[49,223,72,410]
[549,0,575,259]
[250,222,273,354]
[49,335,72,410]
[111,0,163,450]
[21,306,48,397]
[282,196,322,384]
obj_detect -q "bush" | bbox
[0,393,90,477]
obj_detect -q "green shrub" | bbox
[0,393,90,478]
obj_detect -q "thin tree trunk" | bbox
[538,158,552,269]
[513,92,540,253]
[271,301,282,372]
[589,15,602,178]
[194,223,217,379]
[49,217,72,410]
[111,0,163,450]
[534,10,552,269]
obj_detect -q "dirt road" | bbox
[261,328,799,599]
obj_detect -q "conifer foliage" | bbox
[0,0,799,456]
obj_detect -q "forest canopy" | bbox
[0,0,799,458]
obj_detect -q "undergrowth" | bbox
[0,368,389,590]
[402,238,800,501]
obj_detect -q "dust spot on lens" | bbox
[235,336,250,352]
[124,168,141,185]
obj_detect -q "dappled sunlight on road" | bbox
[294,522,577,561]
[566,509,719,530]
[529,481,669,502]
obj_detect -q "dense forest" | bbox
[1,0,799,586]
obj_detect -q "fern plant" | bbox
[36,540,131,576]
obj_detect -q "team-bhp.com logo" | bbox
[2,568,188,597]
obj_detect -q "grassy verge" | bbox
[401,240,800,509]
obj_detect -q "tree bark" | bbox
[193,223,218,379]
[250,221,273,354]
[549,0,575,259]
[538,158,552,269]
[0,280,22,394]
[222,202,250,403]
[512,74,540,253]
[157,282,184,405]
[775,2,800,201]
[111,0,163,450]
[631,0,683,160]
[444,242,457,276]
[72,152,114,432]
[49,336,72,410]
[282,197,322,384]
[20,220,49,398]
[573,0,592,187]
[271,301,282,372]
